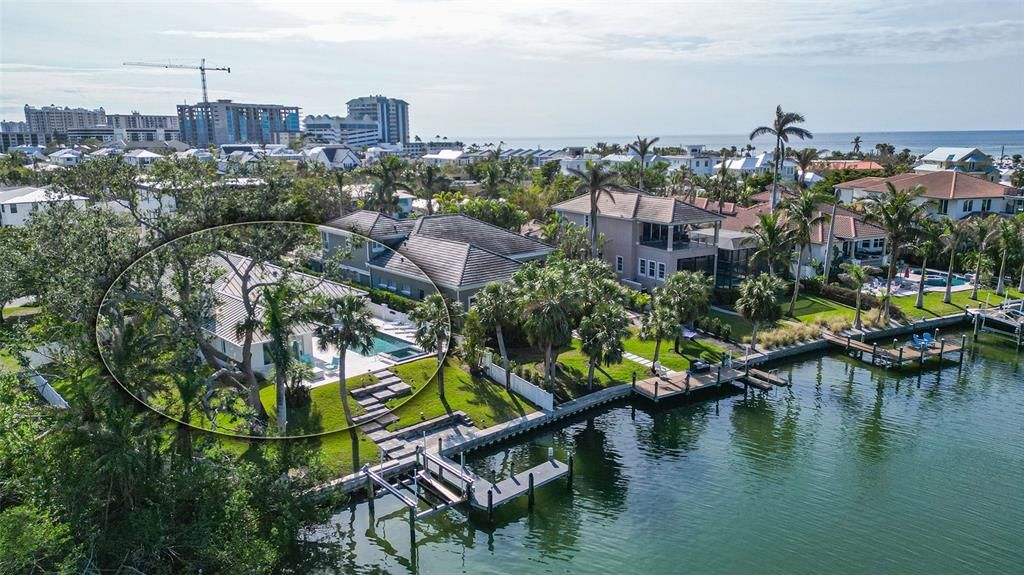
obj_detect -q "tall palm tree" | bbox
[841,262,869,329]
[568,161,619,259]
[411,162,449,215]
[859,183,929,322]
[578,302,630,390]
[668,166,694,199]
[312,295,376,427]
[472,282,518,388]
[994,216,1018,296]
[791,147,822,188]
[782,188,831,315]
[628,136,660,192]
[749,105,813,210]
[851,136,863,155]
[410,293,456,397]
[1017,214,1024,293]
[736,273,784,350]
[639,299,678,369]
[660,270,712,352]
[744,211,791,277]
[479,161,511,199]
[913,218,944,309]
[939,216,962,304]
[260,282,315,434]
[964,216,998,300]
[364,155,409,214]
[520,266,576,390]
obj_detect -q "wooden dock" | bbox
[467,458,570,510]
[822,332,964,367]
[632,365,786,401]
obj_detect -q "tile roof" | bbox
[811,160,884,171]
[553,188,724,224]
[835,171,1012,199]
[409,214,551,258]
[719,202,884,244]
[324,210,413,240]
[920,147,986,163]
[369,235,522,289]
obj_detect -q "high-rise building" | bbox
[105,112,179,131]
[303,114,380,147]
[176,99,301,147]
[0,121,29,133]
[345,96,409,144]
[24,105,107,138]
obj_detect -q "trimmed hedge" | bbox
[366,287,418,313]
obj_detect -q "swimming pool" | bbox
[924,272,968,287]
[368,332,419,357]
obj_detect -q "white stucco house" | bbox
[715,152,797,181]
[307,145,361,170]
[834,171,1022,221]
[0,186,88,227]
[48,149,83,167]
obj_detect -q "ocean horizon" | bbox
[450,129,1024,158]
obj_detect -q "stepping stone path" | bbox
[621,351,682,376]
[352,367,481,462]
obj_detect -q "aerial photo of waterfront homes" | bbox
[1,1,1023,573]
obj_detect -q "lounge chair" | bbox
[922,332,935,348]
[327,356,340,370]
[300,353,314,366]
[911,334,924,350]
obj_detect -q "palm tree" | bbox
[479,161,511,199]
[520,266,576,390]
[736,273,784,350]
[259,282,314,434]
[749,105,813,210]
[964,216,998,300]
[628,136,660,192]
[660,270,712,352]
[668,166,693,199]
[472,282,518,388]
[744,211,791,277]
[1017,214,1024,293]
[913,218,943,308]
[364,155,409,214]
[841,262,869,329]
[411,162,449,215]
[851,136,862,155]
[577,302,630,390]
[639,301,676,370]
[939,217,962,304]
[859,183,929,322]
[312,295,376,427]
[410,293,455,397]
[994,216,1018,296]
[782,188,831,316]
[791,147,822,188]
[567,161,619,258]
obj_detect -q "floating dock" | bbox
[468,458,569,510]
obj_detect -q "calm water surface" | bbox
[305,333,1023,574]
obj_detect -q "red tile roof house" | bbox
[834,171,1023,221]
[715,201,889,282]
[552,188,724,290]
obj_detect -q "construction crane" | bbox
[123,58,231,105]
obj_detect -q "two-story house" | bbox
[913,147,999,182]
[552,188,724,290]
[322,211,554,308]
[835,171,1020,220]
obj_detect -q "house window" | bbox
[615,256,623,273]
[639,259,647,276]
[938,200,948,214]
[8,204,16,214]
[658,263,666,280]
[981,199,992,212]
[962,200,974,212]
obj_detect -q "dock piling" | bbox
[528,473,535,509]
[898,346,904,365]
[939,339,945,361]
[363,464,374,513]
[567,455,574,490]
[871,343,878,365]
[487,490,493,521]
[960,334,967,363]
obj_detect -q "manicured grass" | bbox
[510,340,645,400]
[0,350,17,374]
[623,331,726,372]
[260,373,378,436]
[217,428,381,478]
[891,287,1024,321]
[389,358,535,429]
[789,294,858,324]
[1,306,41,319]
[709,309,756,340]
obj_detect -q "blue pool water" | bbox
[924,272,968,287]
[368,332,417,357]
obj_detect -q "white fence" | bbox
[367,301,413,326]
[480,353,554,412]
[29,374,69,408]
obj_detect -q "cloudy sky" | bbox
[1,1,1022,139]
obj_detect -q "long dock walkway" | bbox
[822,332,964,367]
[466,458,569,510]
[632,364,790,401]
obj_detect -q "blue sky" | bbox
[1,1,1022,139]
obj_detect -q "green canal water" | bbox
[305,333,1023,574]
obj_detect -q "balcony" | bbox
[639,236,716,251]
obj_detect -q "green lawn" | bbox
[789,294,858,323]
[259,373,378,436]
[891,287,1024,321]
[1,306,41,320]
[389,358,535,429]
[709,309,756,340]
[0,350,18,374]
[623,331,726,372]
